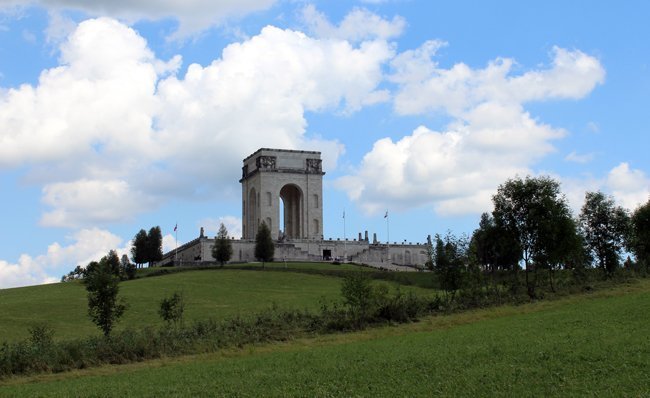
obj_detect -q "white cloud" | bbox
[0,15,392,227]
[606,163,650,210]
[565,151,595,164]
[562,163,649,215]
[0,228,127,288]
[339,44,604,216]
[40,179,158,227]
[1,0,277,39]
[392,45,605,116]
[198,216,243,239]
[301,5,405,42]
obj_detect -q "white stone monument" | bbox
[240,148,324,241]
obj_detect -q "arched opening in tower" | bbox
[248,187,257,239]
[279,184,303,239]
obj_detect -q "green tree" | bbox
[341,272,374,326]
[433,232,467,300]
[131,229,148,267]
[158,291,185,327]
[492,176,574,298]
[121,254,137,280]
[579,191,630,276]
[212,223,233,266]
[146,226,163,267]
[254,222,274,265]
[471,212,520,274]
[84,253,127,337]
[630,198,650,271]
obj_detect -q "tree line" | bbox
[430,175,650,300]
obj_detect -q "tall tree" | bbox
[212,223,233,266]
[471,212,520,273]
[579,191,630,276]
[255,222,274,265]
[84,253,127,337]
[433,232,467,300]
[492,176,574,298]
[131,229,148,268]
[146,226,163,267]
[631,198,650,270]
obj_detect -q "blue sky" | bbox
[1,0,648,288]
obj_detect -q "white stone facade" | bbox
[240,148,324,241]
[157,147,431,271]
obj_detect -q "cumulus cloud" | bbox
[0,14,394,227]
[606,163,650,210]
[301,5,405,42]
[0,0,277,39]
[0,228,127,288]
[562,162,649,215]
[339,43,604,216]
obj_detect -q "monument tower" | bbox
[240,148,325,240]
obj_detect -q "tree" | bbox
[470,213,520,274]
[121,254,137,280]
[146,226,163,267]
[158,291,185,327]
[341,272,374,326]
[254,222,274,265]
[579,191,630,276]
[630,198,650,271]
[433,232,467,300]
[104,250,121,277]
[492,176,575,298]
[131,229,148,267]
[84,253,127,337]
[212,223,233,266]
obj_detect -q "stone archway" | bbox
[279,184,303,239]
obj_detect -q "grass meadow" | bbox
[1,279,648,396]
[0,264,432,342]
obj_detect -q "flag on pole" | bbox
[384,211,388,219]
[343,210,345,219]
[174,223,177,232]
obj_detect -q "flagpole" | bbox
[174,223,178,266]
[343,210,347,263]
[385,211,389,263]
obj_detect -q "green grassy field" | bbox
[0,264,432,342]
[1,279,648,396]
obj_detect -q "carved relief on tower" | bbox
[306,158,322,173]
[256,156,277,170]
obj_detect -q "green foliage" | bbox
[254,222,274,263]
[120,254,137,280]
[471,212,520,272]
[146,226,163,266]
[433,232,467,299]
[630,198,650,271]
[212,223,233,266]
[130,229,148,266]
[492,176,577,297]
[579,191,630,276]
[340,273,374,325]
[130,226,163,267]
[84,253,127,337]
[158,292,185,327]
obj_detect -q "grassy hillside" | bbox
[0,264,432,342]
[2,279,648,396]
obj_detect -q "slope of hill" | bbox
[2,279,648,396]
[0,264,431,342]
